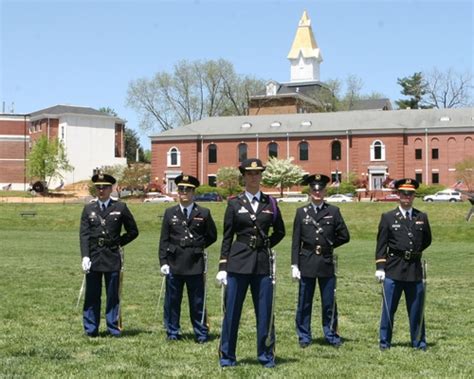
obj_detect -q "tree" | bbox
[216,166,242,198]
[395,72,428,109]
[262,157,305,197]
[424,68,473,108]
[455,156,474,192]
[126,59,266,133]
[27,136,73,187]
[98,107,118,117]
[125,128,146,163]
[119,163,151,191]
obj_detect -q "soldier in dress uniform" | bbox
[375,178,432,351]
[80,173,139,337]
[215,158,285,368]
[159,174,217,343]
[291,174,350,348]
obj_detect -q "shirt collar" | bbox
[245,191,261,203]
[398,206,413,216]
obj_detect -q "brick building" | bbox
[0,105,127,190]
[150,107,474,194]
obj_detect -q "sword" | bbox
[329,254,338,333]
[415,259,428,344]
[380,280,393,332]
[155,275,166,318]
[200,251,208,325]
[118,247,125,331]
[265,248,276,347]
[75,274,86,310]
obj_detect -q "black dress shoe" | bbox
[299,341,310,348]
[167,335,180,341]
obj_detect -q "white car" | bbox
[143,194,175,203]
[277,194,308,203]
[423,190,462,202]
[326,194,353,203]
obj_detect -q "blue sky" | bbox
[1,0,473,149]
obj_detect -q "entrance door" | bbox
[372,174,384,190]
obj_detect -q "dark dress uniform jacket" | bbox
[219,193,285,275]
[291,202,350,278]
[80,200,139,272]
[375,208,431,281]
[159,204,217,275]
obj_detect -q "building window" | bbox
[331,141,341,161]
[208,175,217,187]
[432,148,439,160]
[415,149,422,160]
[238,143,247,162]
[208,144,217,163]
[415,173,423,184]
[370,140,386,161]
[268,142,278,158]
[167,147,181,167]
[432,172,439,184]
[299,141,308,161]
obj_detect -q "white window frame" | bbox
[167,146,181,167]
[370,140,386,161]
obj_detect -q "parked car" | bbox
[277,194,308,203]
[143,194,175,203]
[376,193,400,202]
[423,190,462,202]
[325,194,353,203]
[193,192,223,202]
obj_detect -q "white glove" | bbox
[291,265,301,281]
[375,270,385,283]
[160,264,170,276]
[82,257,91,273]
[216,271,227,286]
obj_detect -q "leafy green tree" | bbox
[125,128,146,163]
[98,107,118,117]
[27,136,73,188]
[120,163,150,190]
[262,157,305,197]
[455,156,474,192]
[216,166,242,198]
[395,72,428,109]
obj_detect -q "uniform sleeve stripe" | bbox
[219,259,227,263]
[375,259,386,263]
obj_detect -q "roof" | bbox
[150,107,474,141]
[251,81,329,99]
[351,99,393,111]
[30,105,125,123]
[287,10,322,61]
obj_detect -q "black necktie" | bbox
[252,197,259,211]
[183,207,188,219]
[101,203,106,212]
[405,211,410,220]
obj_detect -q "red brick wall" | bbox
[0,119,28,134]
[151,130,473,189]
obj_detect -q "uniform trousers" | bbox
[380,277,426,349]
[83,270,121,336]
[295,276,340,345]
[164,273,208,342]
[219,273,275,368]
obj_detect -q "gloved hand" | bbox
[291,265,301,281]
[82,256,91,273]
[375,270,385,283]
[215,271,227,287]
[160,264,170,276]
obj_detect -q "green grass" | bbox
[0,201,473,377]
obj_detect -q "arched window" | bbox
[370,140,385,161]
[208,144,217,163]
[299,141,309,161]
[238,143,248,162]
[167,147,181,167]
[268,142,278,158]
[331,141,341,161]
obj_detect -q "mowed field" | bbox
[0,200,473,378]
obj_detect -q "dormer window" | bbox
[266,81,278,96]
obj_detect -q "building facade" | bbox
[0,105,127,190]
[150,108,474,194]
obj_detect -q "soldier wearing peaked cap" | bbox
[159,174,217,343]
[80,173,139,337]
[291,174,350,348]
[375,178,432,351]
[216,158,285,368]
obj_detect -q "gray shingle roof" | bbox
[30,105,125,122]
[150,107,474,141]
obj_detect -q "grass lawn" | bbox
[0,200,473,377]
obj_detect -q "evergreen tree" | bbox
[395,72,428,109]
